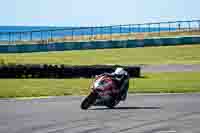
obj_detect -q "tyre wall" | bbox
[0,64,140,78]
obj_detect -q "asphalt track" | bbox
[141,64,200,72]
[1,94,200,133]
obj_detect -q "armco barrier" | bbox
[0,36,200,53]
[0,64,140,78]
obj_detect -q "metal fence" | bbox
[0,20,200,44]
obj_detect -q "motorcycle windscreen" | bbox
[94,77,117,97]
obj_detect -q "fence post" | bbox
[110,26,112,40]
[129,24,131,33]
[168,22,171,32]
[81,29,84,41]
[129,24,132,34]
[129,24,132,40]
[90,27,93,40]
[41,31,43,41]
[158,23,161,36]
[178,22,181,31]
[13,32,16,44]
[188,21,191,31]
[9,32,11,44]
[198,20,200,31]
[120,25,122,35]
[50,31,53,42]
[30,31,33,41]
[100,26,103,40]
[19,32,22,41]
[138,24,140,33]
[71,28,74,41]
[0,33,2,41]
[148,23,151,32]
[0,33,2,42]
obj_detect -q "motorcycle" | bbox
[81,74,122,110]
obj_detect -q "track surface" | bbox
[141,64,200,72]
[1,94,200,133]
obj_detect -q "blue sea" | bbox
[0,26,176,41]
[0,26,68,32]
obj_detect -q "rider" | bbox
[98,67,129,101]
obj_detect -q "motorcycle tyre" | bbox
[105,97,120,109]
[81,92,97,110]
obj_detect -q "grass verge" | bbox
[0,72,199,98]
[0,45,200,65]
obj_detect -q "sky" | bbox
[0,0,200,27]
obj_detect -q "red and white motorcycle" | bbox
[81,74,123,110]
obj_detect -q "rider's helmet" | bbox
[113,67,126,81]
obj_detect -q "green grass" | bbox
[0,72,200,98]
[0,45,200,65]
[131,72,200,93]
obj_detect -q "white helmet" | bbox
[114,67,126,80]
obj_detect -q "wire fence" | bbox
[0,20,200,44]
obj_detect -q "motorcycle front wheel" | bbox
[81,92,97,110]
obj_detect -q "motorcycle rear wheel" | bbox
[105,97,120,109]
[81,92,97,110]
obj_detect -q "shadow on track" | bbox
[90,106,161,110]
